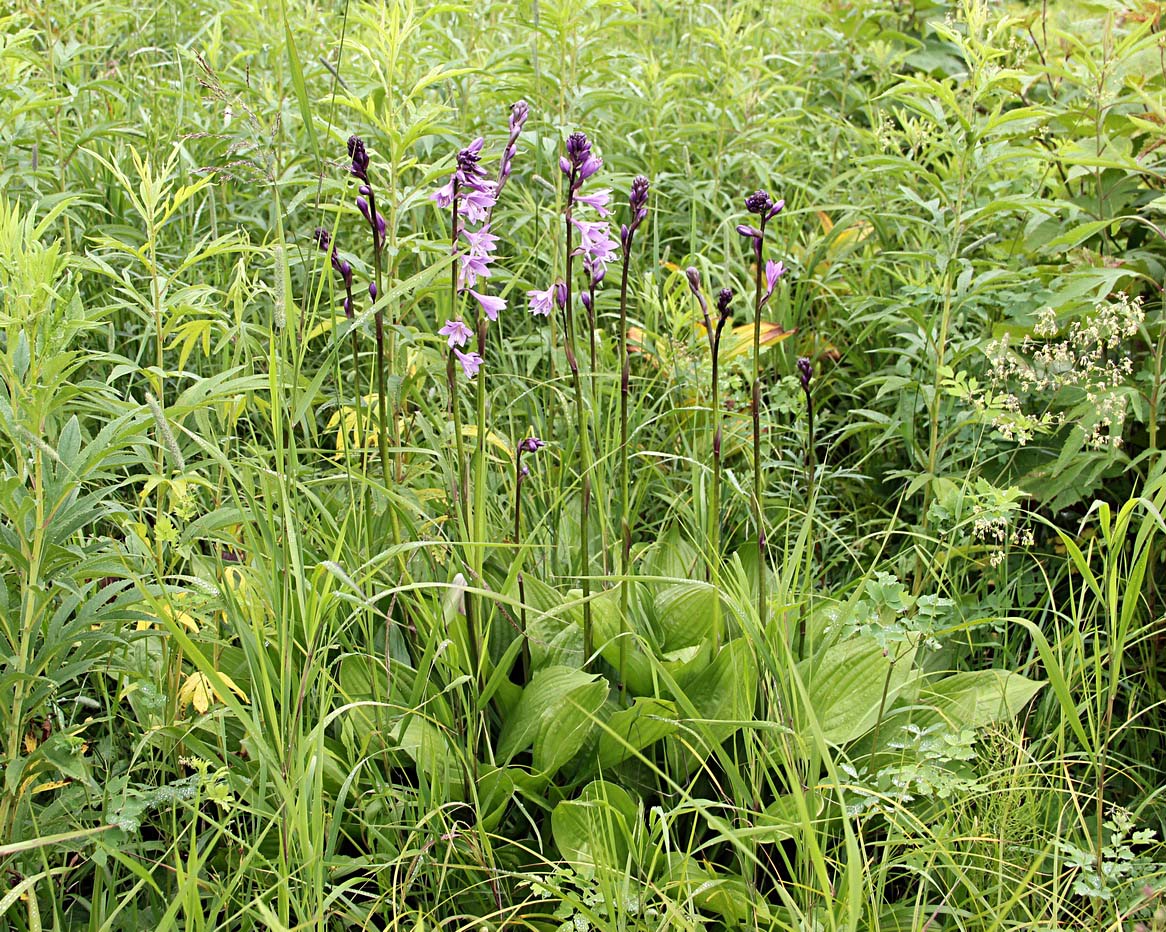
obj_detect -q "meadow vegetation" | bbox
[2,0,1166,928]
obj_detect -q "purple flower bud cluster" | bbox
[737,188,786,261]
[716,287,734,321]
[348,136,386,253]
[497,100,529,195]
[621,175,650,249]
[347,135,370,182]
[797,356,813,394]
[560,131,603,187]
[315,227,356,318]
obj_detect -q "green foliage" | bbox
[2,0,1166,929]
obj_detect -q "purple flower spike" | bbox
[717,288,734,320]
[348,135,370,181]
[454,348,483,379]
[629,175,650,216]
[439,318,473,348]
[314,227,330,251]
[519,436,545,454]
[797,357,813,392]
[745,189,774,216]
[509,100,530,135]
[566,131,591,165]
[469,289,506,321]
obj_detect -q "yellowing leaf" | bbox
[719,322,797,362]
[178,670,248,715]
[32,780,71,795]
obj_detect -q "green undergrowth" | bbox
[1,0,1165,929]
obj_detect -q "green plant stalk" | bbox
[564,197,593,667]
[471,316,489,696]
[617,243,633,697]
[366,187,392,494]
[710,315,727,651]
[751,239,767,628]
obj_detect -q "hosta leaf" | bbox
[915,670,1045,731]
[798,637,916,746]
[653,581,720,651]
[497,666,609,778]
[551,780,638,870]
[596,698,679,770]
[394,716,464,798]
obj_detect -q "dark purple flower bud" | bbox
[509,100,530,135]
[348,135,370,181]
[369,282,377,301]
[629,175,650,214]
[338,259,352,287]
[591,262,606,287]
[797,357,813,392]
[519,436,545,454]
[766,199,786,222]
[736,224,763,240]
[581,291,592,312]
[314,227,330,251]
[559,156,572,177]
[359,184,371,196]
[553,281,568,310]
[619,223,630,246]
[357,196,371,221]
[566,131,591,165]
[685,266,702,296]
[342,297,352,318]
[717,288,733,320]
[745,189,773,216]
[457,137,485,178]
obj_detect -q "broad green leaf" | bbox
[393,715,464,798]
[596,698,679,770]
[497,666,609,777]
[799,637,917,746]
[674,637,758,745]
[653,581,720,651]
[915,670,1045,731]
[551,780,638,871]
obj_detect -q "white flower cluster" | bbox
[984,294,1143,450]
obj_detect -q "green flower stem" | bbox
[564,195,593,668]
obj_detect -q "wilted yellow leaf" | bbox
[32,780,71,795]
[719,322,797,362]
[178,670,248,715]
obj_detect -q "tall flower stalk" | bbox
[347,136,392,491]
[686,272,733,649]
[314,228,363,457]
[737,191,785,625]
[432,107,525,693]
[616,176,649,694]
[558,131,605,667]
[798,356,815,493]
